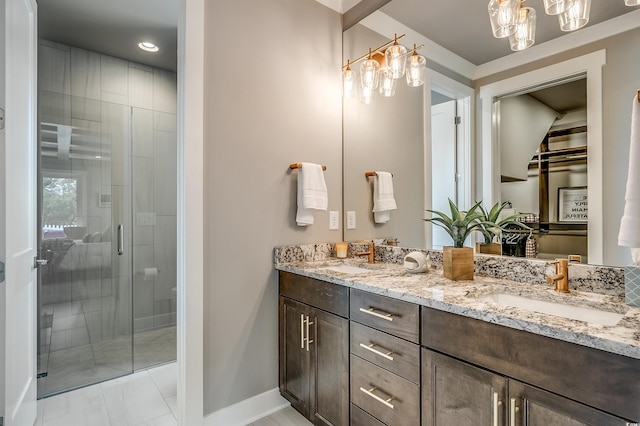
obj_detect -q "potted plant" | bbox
[425,199,486,280]
[476,201,530,255]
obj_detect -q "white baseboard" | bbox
[204,388,290,426]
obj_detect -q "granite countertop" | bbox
[275,258,640,360]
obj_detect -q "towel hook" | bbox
[290,163,326,171]
[365,171,393,177]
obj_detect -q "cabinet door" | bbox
[509,380,633,426]
[422,349,508,426]
[311,307,349,426]
[279,297,311,417]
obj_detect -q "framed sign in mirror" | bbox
[558,186,588,223]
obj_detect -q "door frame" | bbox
[177,0,205,424]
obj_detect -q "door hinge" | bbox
[0,108,4,129]
[0,261,4,283]
[454,116,461,125]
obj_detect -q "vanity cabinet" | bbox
[279,272,349,426]
[421,307,638,424]
[349,289,421,425]
[422,349,630,425]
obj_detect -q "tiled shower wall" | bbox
[39,39,177,335]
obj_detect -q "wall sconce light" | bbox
[406,45,427,87]
[558,0,591,31]
[342,34,425,103]
[509,4,536,51]
[488,0,598,51]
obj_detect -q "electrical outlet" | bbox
[347,211,356,229]
[329,211,339,230]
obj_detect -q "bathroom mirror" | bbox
[343,1,640,267]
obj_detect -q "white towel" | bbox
[618,95,640,264]
[372,171,397,224]
[296,162,328,226]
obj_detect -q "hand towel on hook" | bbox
[372,171,397,224]
[296,162,328,226]
[618,95,640,264]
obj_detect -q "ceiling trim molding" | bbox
[474,8,640,80]
[359,11,477,80]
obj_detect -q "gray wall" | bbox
[202,0,342,414]
[475,27,640,266]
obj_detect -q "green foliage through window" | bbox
[42,177,77,225]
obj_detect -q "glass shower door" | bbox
[37,96,134,397]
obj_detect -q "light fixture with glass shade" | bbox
[385,34,408,79]
[343,60,356,98]
[341,34,424,103]
[542,0,569,15]
[488,0,519,38]
[626,0,640,6]
[509,4,536,51]
[406,45,426,87]
[360,49,381,91]
[379,67,397,97]
[558,0,590,31]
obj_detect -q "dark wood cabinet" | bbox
[423,349,632,426]
[279,272,349,426]
[422,348,508,426]
[509,380,631,426]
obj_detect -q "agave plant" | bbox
[425,199,487,248]
[476,201,530,244]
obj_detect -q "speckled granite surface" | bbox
[274,245,640,360]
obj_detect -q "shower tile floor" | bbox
[35,362,177,426]
[39,301,176,397]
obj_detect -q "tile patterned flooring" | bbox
[39,297,176,397]
[36,360,313,426]
[36,362,178,426]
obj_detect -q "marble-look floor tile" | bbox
[50,327,90,351]
[52,313,86,331]
[249,406,313,426]
[101,370,171,425]
[134,326,176,371]
[165,395,177,419]
[140,413,177,426]
[147,362,176,399]
[42,382,110,426]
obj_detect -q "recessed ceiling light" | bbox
[138,42,159,53]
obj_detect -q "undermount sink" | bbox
[477,292,625,326]
[318,264,375,275]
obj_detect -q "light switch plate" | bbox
[347,211,356,230]
[329,211,339,230]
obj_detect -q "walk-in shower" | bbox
[36,40,177,397]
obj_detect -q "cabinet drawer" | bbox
[351,355,420,426]
[350,322,420,384]
[350,404,385,426]
[279,271,349,317]
[350,289,419,343]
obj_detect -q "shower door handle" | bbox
[117,224,124,255]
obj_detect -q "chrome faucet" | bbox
[356,240,375,264]
[546,258,569,293]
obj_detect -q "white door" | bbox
[431,100,457,249]
[1,0,38,424]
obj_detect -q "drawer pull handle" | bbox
[359,343,394,361]
[359,307,393,321]
[359,386,395,409]
[493,391,502,426]
[509,398,519,426]
[305,316,314,351]
[300,314,305,349]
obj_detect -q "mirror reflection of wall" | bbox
[343,24,426,248]
[498,77,588,261]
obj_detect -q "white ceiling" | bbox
[37,0,178,72]
[36,0,640,75]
